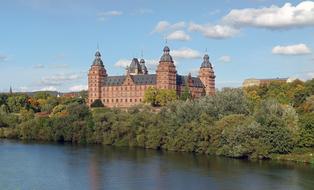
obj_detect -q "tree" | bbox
[298,112,314,147]
[90,99,104,108]
[7,95,29,113]
[155,89,177,106]
[144,87,158,106]
[255,99,296,153]
[19,108,35,122]
[144,88,177,107]
[180,85,191,101]
[34,91,51,100]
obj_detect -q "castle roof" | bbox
[129,58,141,73]
[103,74,204,88]
[92,50,104,66]
[200,54,212,68]
[139,59,148,74]
[104,74,157,86]
[176,75,204,88]
[160,46,173,62]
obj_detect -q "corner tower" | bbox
[199,54,215,95]
[88,50,107,106]
[156,46,177,90]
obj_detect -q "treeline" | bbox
[0,79,313,160]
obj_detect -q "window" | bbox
[135,99,137,102]
[139,99,142,102]
[125,99,128,102]
[116,99,118,103]
[130,99,132,102]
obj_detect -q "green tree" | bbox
[34,91,51,100]
[144,87,158,106]
[180,85,191,101]
[155,89,177,106]
[298,112,314,147]
[90,99,104,108]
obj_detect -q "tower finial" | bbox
[205,48,208,53]
[141,49,143,58]
[9,85,12,94]
[97,42,99,51]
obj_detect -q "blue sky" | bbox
[0,0,313,92]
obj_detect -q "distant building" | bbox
[88,45,216,108]
[242,77,288,87]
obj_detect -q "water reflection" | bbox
[0,140,313,190]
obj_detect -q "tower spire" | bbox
[9,85,12,94]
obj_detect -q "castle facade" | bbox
[88,46,215,108]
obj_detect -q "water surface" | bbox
[0,139,313,190]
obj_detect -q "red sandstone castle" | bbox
[88,46,215,107]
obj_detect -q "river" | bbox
[0,139,313,190]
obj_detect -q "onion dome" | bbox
[160,46,173,62]
[140,58,148,74]
[201,54,212,68]
[92,50,104,66]
[129,58,142,73]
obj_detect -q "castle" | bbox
[88,46,215,108]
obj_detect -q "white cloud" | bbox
[223,1,314,29]
[115,59,158,68]
[218,55,232,63]
[172,48,202,59]
[98,10,123,21]
[33,64,44,69]
[40,73,83,86]
[189,22,239,39]
[40,86,57,91]
[152,21,170,33]
[272,44,311,55]
[144,59,159,70]
[170,21,186,30]
[115,59,130,68]
[167,30,191,41]
[69,85,87,92]
[290,72,314,81]
[152,21,185,33]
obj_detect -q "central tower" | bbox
[156,46,177,90]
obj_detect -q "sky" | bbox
[0,0,313,92]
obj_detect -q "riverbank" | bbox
[271,148,314,164]
[1,133,314,165]
[1,85,314,163]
